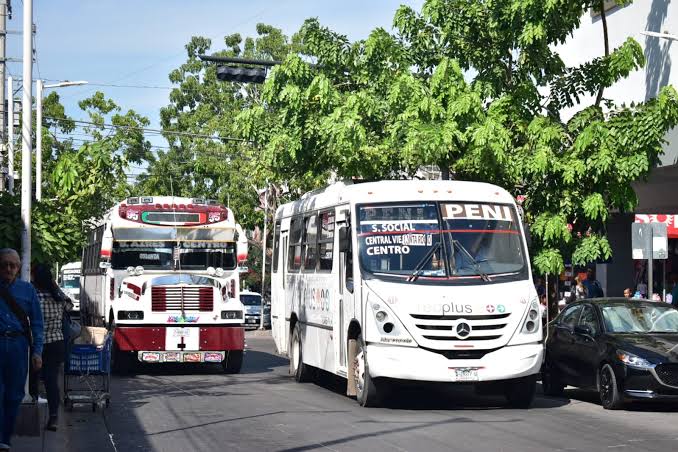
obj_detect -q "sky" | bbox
[5,0,425,152]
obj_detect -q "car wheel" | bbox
[354,335,385,407]
[541,359,565,397]
[599,364,624,410]
[289,323,314,382]
[223,350,243,374]
[505,374,537,409]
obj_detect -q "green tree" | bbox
[238,0,678,279]
[0,92,153,265]
[137,24,304,230]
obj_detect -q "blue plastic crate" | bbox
[66,334,112,374]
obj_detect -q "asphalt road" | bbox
[27,331,678,452]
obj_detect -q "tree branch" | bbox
[594,1,610,107]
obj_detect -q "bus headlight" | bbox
[207,266,216,276]
[221,310,243,320]
[134,266,144,276]
[367,295,417,346]
[126,266,135,275]
[521,301,540,334]
[118,310,144,321]
[215,267,225,277]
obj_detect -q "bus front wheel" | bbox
[223,350,243,374]
[354,335,384,407]
[504,374,537,409]
[290,323,313,382]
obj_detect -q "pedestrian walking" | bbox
[0,249,44,451]
[583,268,604,298]
[31,263,73,432]
[570,275,587,302]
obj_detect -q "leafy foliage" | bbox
[237,0,678,277]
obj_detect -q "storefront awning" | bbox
[634,214,678,238]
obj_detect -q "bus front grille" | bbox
[151,286,214,312]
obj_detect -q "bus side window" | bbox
[288,217,303,272]
[338,217,353,293]
[318,210,334,272]
[272,220,281,273]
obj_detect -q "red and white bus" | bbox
[80,196,248,373]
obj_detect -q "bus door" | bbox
[336,209,354,368]
[272,219,289,354]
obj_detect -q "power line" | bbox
[43,115,252,143]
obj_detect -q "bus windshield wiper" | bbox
[407,241,441,282]
[450,237,491,282]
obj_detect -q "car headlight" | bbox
[616,350,655,369]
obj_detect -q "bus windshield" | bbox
[61,273,80,289]
[357,202,526,282]
[111,241,237,270]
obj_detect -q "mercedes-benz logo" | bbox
[456,322,471,339]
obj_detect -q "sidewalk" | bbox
[13,402,112,452]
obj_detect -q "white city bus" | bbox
[271,180,542,407]
[81,196,249,373]
[59,261,82,311]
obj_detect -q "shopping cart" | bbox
[63,332,112,412]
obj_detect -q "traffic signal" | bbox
[216,65,267,84]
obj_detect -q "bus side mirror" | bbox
[99,261,111,269]
[339,226,351,253]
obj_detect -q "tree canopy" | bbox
[237,0,678,275]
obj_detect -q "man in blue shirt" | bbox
[0,248,43,451]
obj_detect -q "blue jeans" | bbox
[0,335,29,446]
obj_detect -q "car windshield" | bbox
[240,294,262,306]
[601,304,678,333]
[357,202,526,282]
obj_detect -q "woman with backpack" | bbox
[31,263,73,432]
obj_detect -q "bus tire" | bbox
[290,323,313,382]
[354,335,382,407]
[223,350,243,374]
[504,374,537,409]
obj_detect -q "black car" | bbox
[542,298,678,409]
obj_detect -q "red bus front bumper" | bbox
[114,325,245,352]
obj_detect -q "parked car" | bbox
[542,298,678,409]
[240,291,270,329]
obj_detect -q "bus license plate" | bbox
[173,327,191,338]
[453,368,479,382]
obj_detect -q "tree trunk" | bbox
[440,166,450,180]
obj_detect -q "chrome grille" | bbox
[654,364,678,387]
[151,286,214,312]
[410,312,511,342]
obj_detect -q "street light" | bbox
[641,31,678,41]
[35,79,88,201]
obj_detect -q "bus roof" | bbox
[275,180,517,219]
[61,261,81,270]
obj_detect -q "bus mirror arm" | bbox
[523,221,532,248]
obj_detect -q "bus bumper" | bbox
[114,325,244,353]
[366,342,543,382]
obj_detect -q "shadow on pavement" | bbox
[551,387,678,413]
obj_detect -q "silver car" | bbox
[240,291,270,329]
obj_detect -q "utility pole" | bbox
[259,184,268,330]
[7,74,12,194]
[20,0,32,281]
[0,0,7,192]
